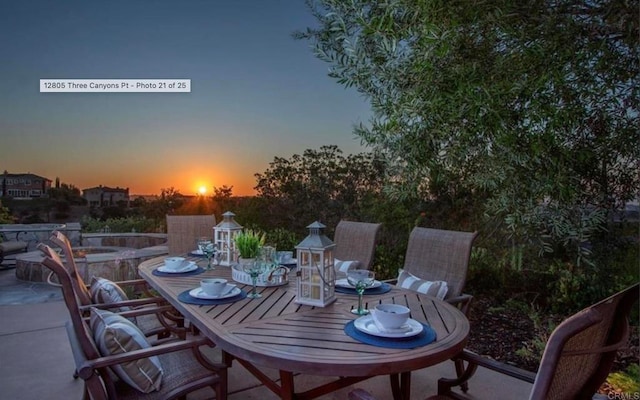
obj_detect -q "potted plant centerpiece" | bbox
[234,229,265,267]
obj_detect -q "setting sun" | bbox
[198,186,207,195]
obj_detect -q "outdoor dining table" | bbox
[138,255,470,400]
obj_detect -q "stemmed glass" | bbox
[243,261,265,299]
[197,238,216,270]
[347,270,376,315]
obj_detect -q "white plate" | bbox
[336,278,382,289]
[157,261,198,274]
[189,286,240,300]
[354,316,424,338]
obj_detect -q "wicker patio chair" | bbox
[400,227,478,313]
[166,214,216,255]
[333,220,382,270]
[349,283,639,400]
[40,234,184,339]
[390,227,478,394]
[41,251,228,400]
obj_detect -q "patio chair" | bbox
[41,251,228,400]
[40,234,184,339]
[350,283,639,400]
[166,214,216,255]
[390,227,478,394]
[333,220,382,270]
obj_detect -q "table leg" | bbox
[390,372,412,400]
[279,370,295,400]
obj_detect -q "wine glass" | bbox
[243,261,265,299]
[347,270,376,315]
[198,239,216,270]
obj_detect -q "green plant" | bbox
[265,228,299,252]
[606,364,640,394]
[234,229,265,259]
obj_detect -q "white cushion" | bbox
[334,258,361,275]
[90,308,163,393]
[396,269,449,300]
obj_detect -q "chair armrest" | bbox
[82,304,176,320]
[437,349,536,396]
[112,278,149,288]
[79,296,167,312]
[446,293,473,316]
[457,350,536,383]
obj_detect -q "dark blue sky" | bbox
[0,0,371,195]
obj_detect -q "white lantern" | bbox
[295,221,336,307]
[213,211,243,266]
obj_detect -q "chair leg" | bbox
[454,358,469,392]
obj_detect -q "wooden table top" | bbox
[138,256,469,378]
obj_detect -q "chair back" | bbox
[403,227,478,299]
[529,283,639,400]
[166,214,216,255]
[333,220,382,269]
[46,231,93,306]
[38,245,115,399]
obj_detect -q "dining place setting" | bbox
[344,299,438,349]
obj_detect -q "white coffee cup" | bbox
[164,256,186,271]
[371,304,410,329]
[201,278,228,297]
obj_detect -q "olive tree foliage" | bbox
[254,145,388,233]
[296,0,639,264]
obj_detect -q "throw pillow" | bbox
[90,308,163,393]
[396,269,449,300]
[90,277,132,314]
[334,258,362,275]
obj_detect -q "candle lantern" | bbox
[295,221,336,307]
[213,211,243,266]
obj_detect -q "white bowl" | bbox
[164,256,186,271]
[371,304,410,329]
[201,278,228,296]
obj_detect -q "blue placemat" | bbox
[344,320,436,349]
[152,266,206,277]
[335,283,392,295]
[177,288,247,305]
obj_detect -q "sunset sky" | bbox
[0,1,371,196]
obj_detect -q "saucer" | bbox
[189,286,240,300]
[354,315,424,338]
[336,278,382,289]
[157,261,198,273]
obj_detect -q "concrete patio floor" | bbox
[0,268,533,400]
